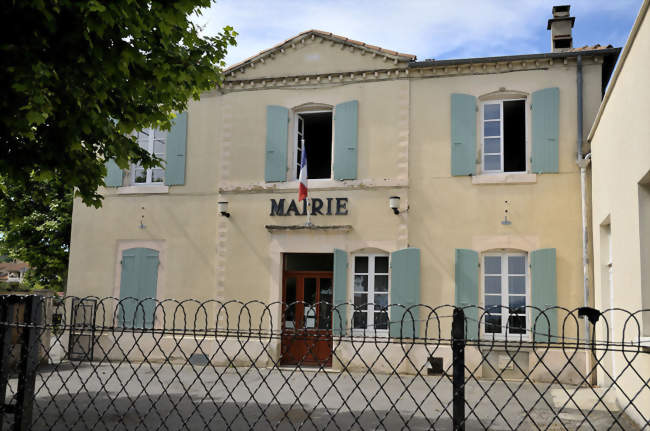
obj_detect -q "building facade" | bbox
[67,8,620,377]
[589,0,649,423]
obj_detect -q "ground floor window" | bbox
[353,254,389,333]
[483,252,528,338]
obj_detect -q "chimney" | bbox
[547,5,575,52]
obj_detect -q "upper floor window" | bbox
[450,88,558,177]
[264,101,358,183]
[132,128,166,185]
[483,252,528,339]
[294,110,333,180]
[353,254,389,334]
[481,99,526,173]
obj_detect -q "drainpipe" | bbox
[576,54,590,343]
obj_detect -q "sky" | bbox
[195,0,643,67]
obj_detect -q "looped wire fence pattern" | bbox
[0,295,647,430]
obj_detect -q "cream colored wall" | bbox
[409,65,598,314]
[217,79,409,186]
[67,97,221,301]
[590,4,649,424]
[231,37,406,80]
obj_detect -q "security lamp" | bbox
[218,201,230,218]
[389,196,401,215]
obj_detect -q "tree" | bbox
[0,174,72,291]
[1,0,236,208]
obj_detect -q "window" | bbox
[353,254,389,333]
[294,111,333,180]
[482,100,526,173]
[131,128,166,185]
[483,253,528,338]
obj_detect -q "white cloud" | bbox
[195,0,640,67]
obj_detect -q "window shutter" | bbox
[531,88,559,173]
[104,159,123,187]
[389,248,420,338]
[332,249,348,336]
[165,111,188,186]
[333,100,358,180]
[451,93,477,176]
[455,249,479,340]
[119,249,138,327]
[119,248,159,329]
[530,248,557,342]
[265,106,289,182]
[139,249,159,329]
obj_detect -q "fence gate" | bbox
[68,297,97,361]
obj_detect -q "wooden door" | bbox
[281,271,333,366]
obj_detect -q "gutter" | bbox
[587,0,650,143]
[576,54,591,343]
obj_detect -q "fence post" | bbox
[14,295,44,431]
[0,297,16,429]
[452,307,466,431]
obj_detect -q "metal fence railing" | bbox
[0,295,648,430]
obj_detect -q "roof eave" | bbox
[409,48,622,69]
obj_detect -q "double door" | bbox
[281,272,333,366]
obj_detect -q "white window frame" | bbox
[480,98,527,174]
[352,253,390,336]
[291,109,334,181]
[481,251,530,341]
[130,127,166,185]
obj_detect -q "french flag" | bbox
[298,141,308,202]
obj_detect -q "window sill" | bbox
[117,185,169,195]
[640,337,650,348]
[472,173,537,185]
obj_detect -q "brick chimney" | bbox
[547,5,575,52]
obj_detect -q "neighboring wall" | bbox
[589,0,649,424]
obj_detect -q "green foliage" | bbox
[0,175,72,291]
[1,0,236,207]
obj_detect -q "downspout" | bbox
[576,54,591,342]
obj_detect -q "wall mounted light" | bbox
[218,201,230,218]
[389,196,404,215]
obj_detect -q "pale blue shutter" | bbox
[530,248,557,342]
[455,249,479,340]
[165,111,188,185]
[104,159,123,187]
[333,100,358,180]
[119,249,138,327]
[265,106,289,182]
[139,249,159,329]
[333,249,348,336]
[451,94,477,176]
[119,248,159,329]
[531,88,559,173]
[390,248,420,338]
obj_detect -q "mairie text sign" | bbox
[269,198,348,216]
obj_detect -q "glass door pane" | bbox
[285,277,297,329]
[319,278,332,330]
[304,278,317,329]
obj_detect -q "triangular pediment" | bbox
[225,30,415,80]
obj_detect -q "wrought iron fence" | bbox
[0,295,648,430]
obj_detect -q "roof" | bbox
[410,46,621,69]
[569,44,614,51]
[225,29,416,75]
[0,261,29,273]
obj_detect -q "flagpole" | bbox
[302,138,312,227]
